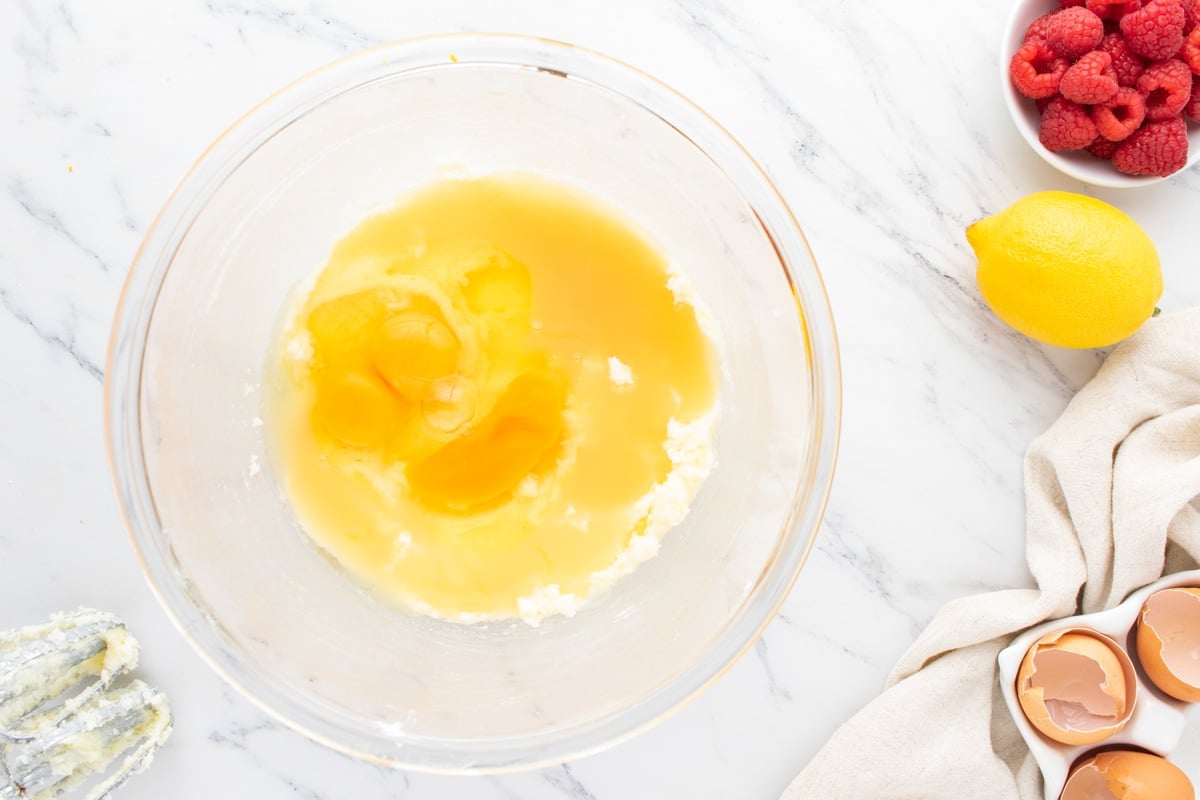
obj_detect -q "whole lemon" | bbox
[966,191,1162,349]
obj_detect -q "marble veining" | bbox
[3,0,1199,797]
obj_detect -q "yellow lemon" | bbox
[966,191,1162,349]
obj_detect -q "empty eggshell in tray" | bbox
[998,569,1200,800]
[1016,629,1135,745]
[1137,588,1200,704]
[1058,750,1195,800]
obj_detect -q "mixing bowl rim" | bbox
[104,32,842,773]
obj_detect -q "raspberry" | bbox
[1099,33,1148,85]
[1093,87,1148,137]
[1113,116,1190,174]
[1048,7,1108,57]
[1185,0,1200,30]
[1039,97,1101,150]
[1121,0,1187,59]
[1137,58,1193,118]
[1181,27,1200,72]
[1026,10,1063,41]
[1087,137,1122,157]
[1188,74,1200,118]
[1088,0,1144,20]
[1062,51,1121,101]
[1010,42,1071,98]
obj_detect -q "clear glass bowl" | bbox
[106,34,840,773]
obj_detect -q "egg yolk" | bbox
[370,310,461,397]
[266,173,718,621]
[313,368,407,448]
[408,371,567,510]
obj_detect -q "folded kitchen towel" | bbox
[782,309,1200,799]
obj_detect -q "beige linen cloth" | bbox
[783,309,1200,799]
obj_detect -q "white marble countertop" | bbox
[3,1,1199,798]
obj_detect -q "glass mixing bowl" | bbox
[106,34,840,773]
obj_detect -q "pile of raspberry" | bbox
[1010,0,1200,176]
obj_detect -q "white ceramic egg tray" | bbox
[997,569,1200,800]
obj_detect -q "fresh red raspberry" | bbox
[1062,51,1121,101]
[1039,96,1101,150]
[1088,0,1144,20]
[1098,33,1148,85]
[1187,74,1200,118]
[1181,26,1200,71]
[1137,58,1194,118]
[1026,10,1063,41]
[1010,41,1071,98]
[1113,116,1190,173]
[1048,7,1108,57]
[1121,0,1187,59]
[1087,137,1122,157]
[1184,0,1200,30]
[1093,87,1148,137]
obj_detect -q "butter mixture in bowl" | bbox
[268,173,719,624]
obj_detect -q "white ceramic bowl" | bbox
[1002,0,1200,188]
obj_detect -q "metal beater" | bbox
[0,610,171,799]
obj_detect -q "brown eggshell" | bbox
[1059,750,1195,800]
[1136,588,1200,703]
[1016,628,1135,745]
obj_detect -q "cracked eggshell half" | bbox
[1136,587,1200,703]
[1016,628,1136,746]
[1059,750,1195,800]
